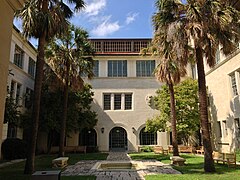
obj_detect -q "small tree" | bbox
[146,78,199,144]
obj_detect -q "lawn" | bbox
[0,153,108,180]
[129,152,240,180]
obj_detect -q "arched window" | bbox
[79,128,97,147]
[140,127,157,145]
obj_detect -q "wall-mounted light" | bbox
[101,127,104,134]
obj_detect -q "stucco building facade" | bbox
[0,0,26,158]
[2,27,37,141]
[205,47,240,153]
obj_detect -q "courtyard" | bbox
[0,151,240,180]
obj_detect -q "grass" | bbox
[129,152,240,180]
[0,153,108,180]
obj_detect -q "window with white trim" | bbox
[103,94,111,110]
[28,57,36,77]
[93,60,99,77]
[136,60,155,77]
[114,94,121,110]
[10,80,22,105]
[108,60,127,77]
[235,118,240,137]
[215,49,220,64]
[14,45,24,69]
[223,120,228,137]
[217,121,222,138]
[230,73,238,96]
[103,93,132,110]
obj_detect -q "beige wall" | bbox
[206,50,240,153]
[2,28,37,141]
[0,0,26,159]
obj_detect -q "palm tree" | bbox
[46,25,94,157]
[141,34,187,156]
[16,0,85,174]
[155,59,186,156]
[153,0,240,172]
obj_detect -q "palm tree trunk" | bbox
[196,47,215,172]
[24,0,48,174]
[168,81,179,156]
[24,31,46,174]
[59,61,70,157]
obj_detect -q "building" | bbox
[84,39,168,152]
[0,0,26,158]
[205,47,240,153]
[2,27,37,141]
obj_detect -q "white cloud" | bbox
[91,16,120,36]
[84,0,106,16]
[125,12,139,25]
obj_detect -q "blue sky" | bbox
[14,0,156,42]
[71,0,156,38]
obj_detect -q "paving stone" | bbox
[61,152,181,180]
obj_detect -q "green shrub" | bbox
[141,146,153,152]
[1,138,27,160]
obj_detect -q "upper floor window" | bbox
[93,60,99,77]
[25,87,34,109]
[215,49,220,64]
[230,73,238,96]
[103,93,132,110]
[28,57,36,77]
[103,94,111,110]
[136,60,155,77]
[108,60,127,77]
[14,45,24,69]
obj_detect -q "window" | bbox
[28,57,36,77]
[230,74,238,96]
[25,88,34,109]
[93,60,99,77]
[14,45,24,68]
[217,121,222,138]
[114,94,121,110]
[10,81,16,98]
[16,83,22,105]
[215,49,220,64]
[136,60,155,77]
[223,120,228,137]
[235,118,240,137]
[108,60,127,77]
[140,127,157,145]
[103,94,111,110]
[103,93,132,110]
[125,94,132,110]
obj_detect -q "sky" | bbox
[70,0,156,38]
[14,0,156,45]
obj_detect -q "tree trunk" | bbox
[58,61,70,157]
[196,47,215,172]
[24,0,48,174]
[24,32,46,174]
[168,81,179,156]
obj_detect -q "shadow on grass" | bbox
[0,153,108,180]
[129,152,239,175]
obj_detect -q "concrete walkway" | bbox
[62,152,181,180]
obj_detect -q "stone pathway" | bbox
[62,152,181,180]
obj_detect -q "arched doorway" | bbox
[109,127,127,151]
[139,127,157,145]
[79,128,97,152]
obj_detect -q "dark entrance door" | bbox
[109,127,127,151]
